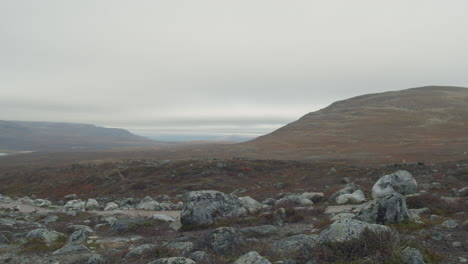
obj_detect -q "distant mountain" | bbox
[241,86,468,163]
[0,121,157,151]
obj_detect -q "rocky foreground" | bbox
[0,171,467,264]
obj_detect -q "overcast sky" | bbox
[1,1,468,141]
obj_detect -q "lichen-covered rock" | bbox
[239,196,262,213]
[26,228,65,243]
[87,254,107,264]
[402,247,426,264]
[354,193,410,224]
[147,257,196,264]
[317,219,391,243]
[181,191,246,227]
[372,170,417,199]
[52,244,90,255]
[335,190,366,204]
[165,241,194,254]
[203,227,241,254]
[271,234,318,257]
[124,244,157,260]
[234,251,272,264]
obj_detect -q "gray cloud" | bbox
[1,1,468,140]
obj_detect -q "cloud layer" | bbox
[1,1,468,140]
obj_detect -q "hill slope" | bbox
[0,121,156,151]
[241,86,468,162]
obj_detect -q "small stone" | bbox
[452,241,461,247]
[441,220,458,229]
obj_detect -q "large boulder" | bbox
[317,219,391,243]
[181,191,246,227]
[234,251,272,264]
[26,228,65,243]
[354,193,410,224]
[372,170,417,199]
[147,257,196,264]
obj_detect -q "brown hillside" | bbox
[240,86,468,163]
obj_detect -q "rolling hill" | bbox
[0,121,157,151]
[240,86,468,163]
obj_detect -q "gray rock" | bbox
[354,193,410,224]
[441,219,458,229]
[240,225,279,238]
[330,183,360,200]
[68,225,94,234]
[137,196,161,210]
[147,257,196,264]
[68,229,88,244]
[104,202,119,211]
[372,170,417,199]
[277,195,313,206]
[86,254,107,264]
[317,219,391,243]
[234,251,272,264]
[204,226,241,254]
[271,234,318,257]
[430,232,445,241]
[160,201,174,210]
[124,244,157,260]
[85,199,100,210]
[26,228,65,243]
[452,241,461,247]
[239,196,262,213]
[335,190,366,204]
[169,219,182,231]
[33,199,52,207]
[457,187,468,197]
[41,215,59,223]
[108,218,146,234]
[181,190,247,227]
[300,192,324,203]
[53,244,90,255]
[152,214,175,222]
[0,234,10,244]
[401,247,426,264]
[262,198,277,206]
[165,241,194,254]
[64,194,78,200]
[64,199,85,211]
[189,251,207,263]
[330,213,355,221]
